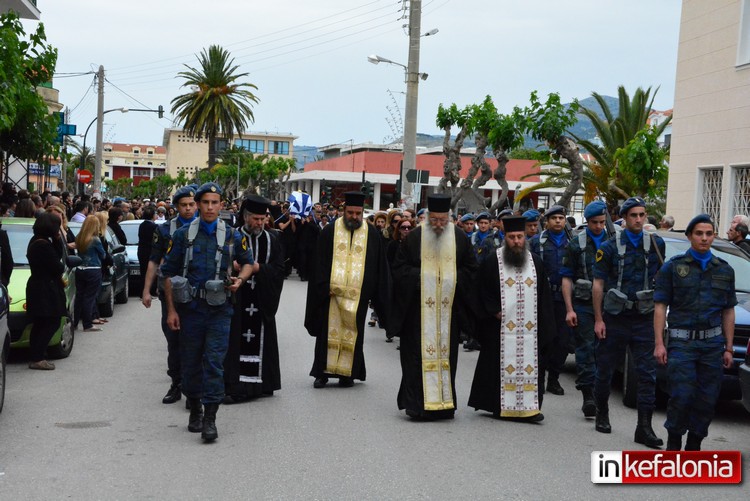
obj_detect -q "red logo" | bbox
[591,451,742,484]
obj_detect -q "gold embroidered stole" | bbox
[496,249,541,417]
[326,217,368,376]
[420,227,457,411]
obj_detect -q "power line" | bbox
[67,75,97,114]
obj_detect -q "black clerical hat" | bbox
[427,194,451,213]
[344,191,366,207]
[502,216,526,234]
[240,194,270,215]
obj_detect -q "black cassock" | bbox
[391,225,477,419]
[305,221,389,381]
[467,251,555,414]
[224,228,285,399]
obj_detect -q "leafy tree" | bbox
[0,12,58,178]
[171,45,259,170]
[435,103,471,196]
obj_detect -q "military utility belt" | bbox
[669,326,723,340]
[549,284,562,293]
[603,288,655,315]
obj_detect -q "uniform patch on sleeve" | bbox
[595,249,604,262]
[152,231,159,245]
[676,263,689,278]
[166,240,173,254]
[241,236,248,251]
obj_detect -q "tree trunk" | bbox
[452,133,490,212]
[488,148,510,213]
[552,135,583,209]
[207,133,217,169]
[437,125,467,204]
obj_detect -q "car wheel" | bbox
[622,346,637,409]
[0,336,7,413]
[48,317,74,359]
[115,276,129,304]
[99,285,114,318]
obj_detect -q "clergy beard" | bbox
[503,240,529,269]
[244,225,262,236]
[424,220,446,240]
[422,219,453,260]
[343,216,362,231]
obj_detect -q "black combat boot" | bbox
[202,403,219,442]
[666,432,682,451]
[546,375,564,396]
[595,398,611,433]
[634,408,664,448]
[581,387,596,418]
[162,382,182,404]
[684,432,703,451]
[187,398,203,433]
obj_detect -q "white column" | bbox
[373,182,382,211]
[312,179,321,201]
[491,189,498,205]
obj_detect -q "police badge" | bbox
[676,263,690,278]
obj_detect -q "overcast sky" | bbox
[27,0,682,148]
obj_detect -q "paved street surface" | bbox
[1,279,748,499]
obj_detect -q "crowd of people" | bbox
[5,179,745,450]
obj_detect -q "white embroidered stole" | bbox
[497,248,541,417]
[326,218,368,376]
[420,227,457,411]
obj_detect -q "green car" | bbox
[4,218,80,359]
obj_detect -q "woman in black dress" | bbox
[26,213,67,370]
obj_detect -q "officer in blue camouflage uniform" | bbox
[458,213,475,238]
[654,214,736,451]
[561,201,609,417]
[523,209,541,239]
[161,182,256,442]
[141,185,197,405]
[477,208,514,261]
[529,205,570,396]
[470,212,493,261]
[592,197,665,448]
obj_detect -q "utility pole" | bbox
[401,0,422,208]
[93,65,105,196]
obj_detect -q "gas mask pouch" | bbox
[204,279,227,306]
[603,288,629,315]
[635,289,655,315]
[573,279,593,301]
[170,276,193,304]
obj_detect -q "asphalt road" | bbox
[1,278,748,500]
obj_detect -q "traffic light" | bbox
[157,105,164,118]
[361,181,373,198]
[321,180,333,204]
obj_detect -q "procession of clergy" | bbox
[165,185,731,450]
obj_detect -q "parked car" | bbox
[118,219,165,296]
[68,222,129,317]
[740,340,750,413]
[0,282,9,413]
[619,231,750,407]
[3,218,80,359]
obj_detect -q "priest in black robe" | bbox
[468,216,555,422]
[391,194,478,420]
[224,195,285,402]
[305,191,389,388]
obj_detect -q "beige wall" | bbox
[164,129,296,178]
[667,0,750,230]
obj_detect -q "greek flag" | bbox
[287,191,312,218]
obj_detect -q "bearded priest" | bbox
[392,194,478,420]
[468,216,555,422]
[305,191,390,388]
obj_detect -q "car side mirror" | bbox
[66,255,83,269]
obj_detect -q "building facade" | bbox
[666,0,750,229]
[163,128,296,178]
[101,143,167,186]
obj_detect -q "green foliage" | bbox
[507,147,551,162]
[0,12,59,166]
[488,112,525,153]
[435,103,470,130]
[613,126,668,198]
[518,91,579,144]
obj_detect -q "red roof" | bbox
[107,143,166,154]
[304,151,541,182]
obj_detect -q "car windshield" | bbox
[5,225,33,266]
[121,223,141,245]
[664,240,750,292]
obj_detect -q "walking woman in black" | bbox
[26,212,67,370]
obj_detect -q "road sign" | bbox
[78,169,93,183]
[406,169,429,184]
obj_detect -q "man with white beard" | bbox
[468,216,555,422]
[391,194,478,420]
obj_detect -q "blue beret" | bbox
[459,213,475,223]
[172,185,196,205]
[475,211,491,222]
[584,200,608,220]
[195,182,222,202]
[545,205,566,218]
[417,208,427,217]
[498,209,514,218]
[522,209,540,222]
[685,214,714,235]
[619,197,646,216]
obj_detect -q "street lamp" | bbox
[81,107,128,195]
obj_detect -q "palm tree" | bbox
[67,139,95,170]
[171,45,259,169]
